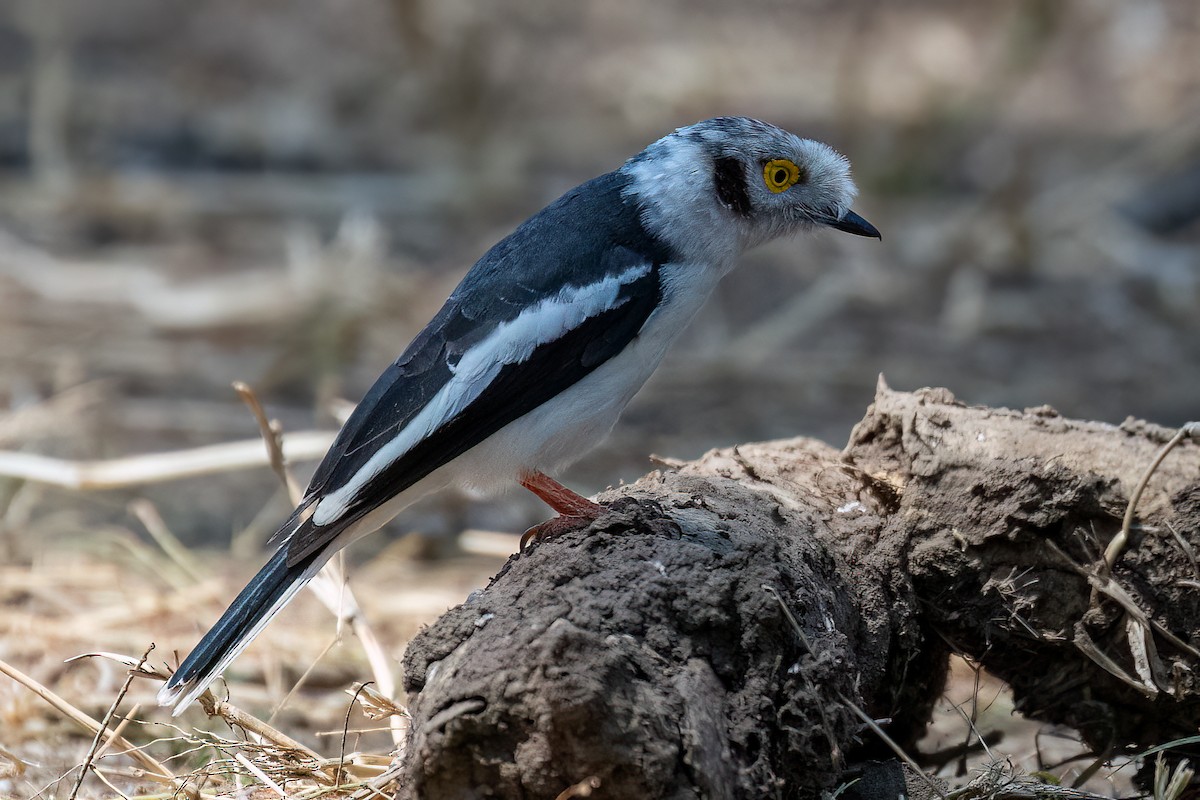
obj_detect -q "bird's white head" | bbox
[623,116,879,264]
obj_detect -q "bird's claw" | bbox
[519,513,595,553]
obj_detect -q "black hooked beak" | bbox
[826,209,882,240]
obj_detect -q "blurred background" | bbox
[2,0,1199,543]
[1,0,1198,794]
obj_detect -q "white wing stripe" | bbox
[311,263,652,526]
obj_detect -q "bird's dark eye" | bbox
[763,158,801,193]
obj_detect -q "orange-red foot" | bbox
[518,471,604,552]
[519,513,596,552]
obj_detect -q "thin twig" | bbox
[1165,521,1200,581]
[762,584,843,767]
[949,696,995,765]
[837,692,947,800]
[235,382,404,747]
[196,692,325,766]
[69,644,155,800]
[338,682,374,786]
[233,381,303,502]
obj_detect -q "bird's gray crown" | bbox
[622,116,862,262]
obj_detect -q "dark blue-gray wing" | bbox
[298,299,481,504]
[282,252,663,567]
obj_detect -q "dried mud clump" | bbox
[397,387,1200,799]
[398,439,925,799]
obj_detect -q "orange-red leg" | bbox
[520,471,602,517]
[519,471,603,551]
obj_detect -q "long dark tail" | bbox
[158,545,323,714]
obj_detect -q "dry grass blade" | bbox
[92,702,141,765]
[348,682,408,721]
[1103,421,1199,573]
[1046,539,1200,708]
[129,499,206,584]
[0,743,30,778]
[1153,754,1195,800]
[0,656,178,785]
[1165,522,1200,582]
[1053,541,1200,663]
[91,767,135,800]
[1072,624,1157,698]
[948,697,996,764]
[311,752,393,780]
[137,724,350,798]
[232,751,287,797]
[354,762,406,800]
[267,633,341,725]
[0,431,335,489]
[65,651,165,675]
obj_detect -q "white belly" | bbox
[447,259,725,492]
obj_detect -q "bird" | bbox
[157,116,881,714]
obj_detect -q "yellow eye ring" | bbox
[763,159,801,193]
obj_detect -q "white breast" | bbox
[447,258,729,493]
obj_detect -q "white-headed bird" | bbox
[158,116,880,713]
